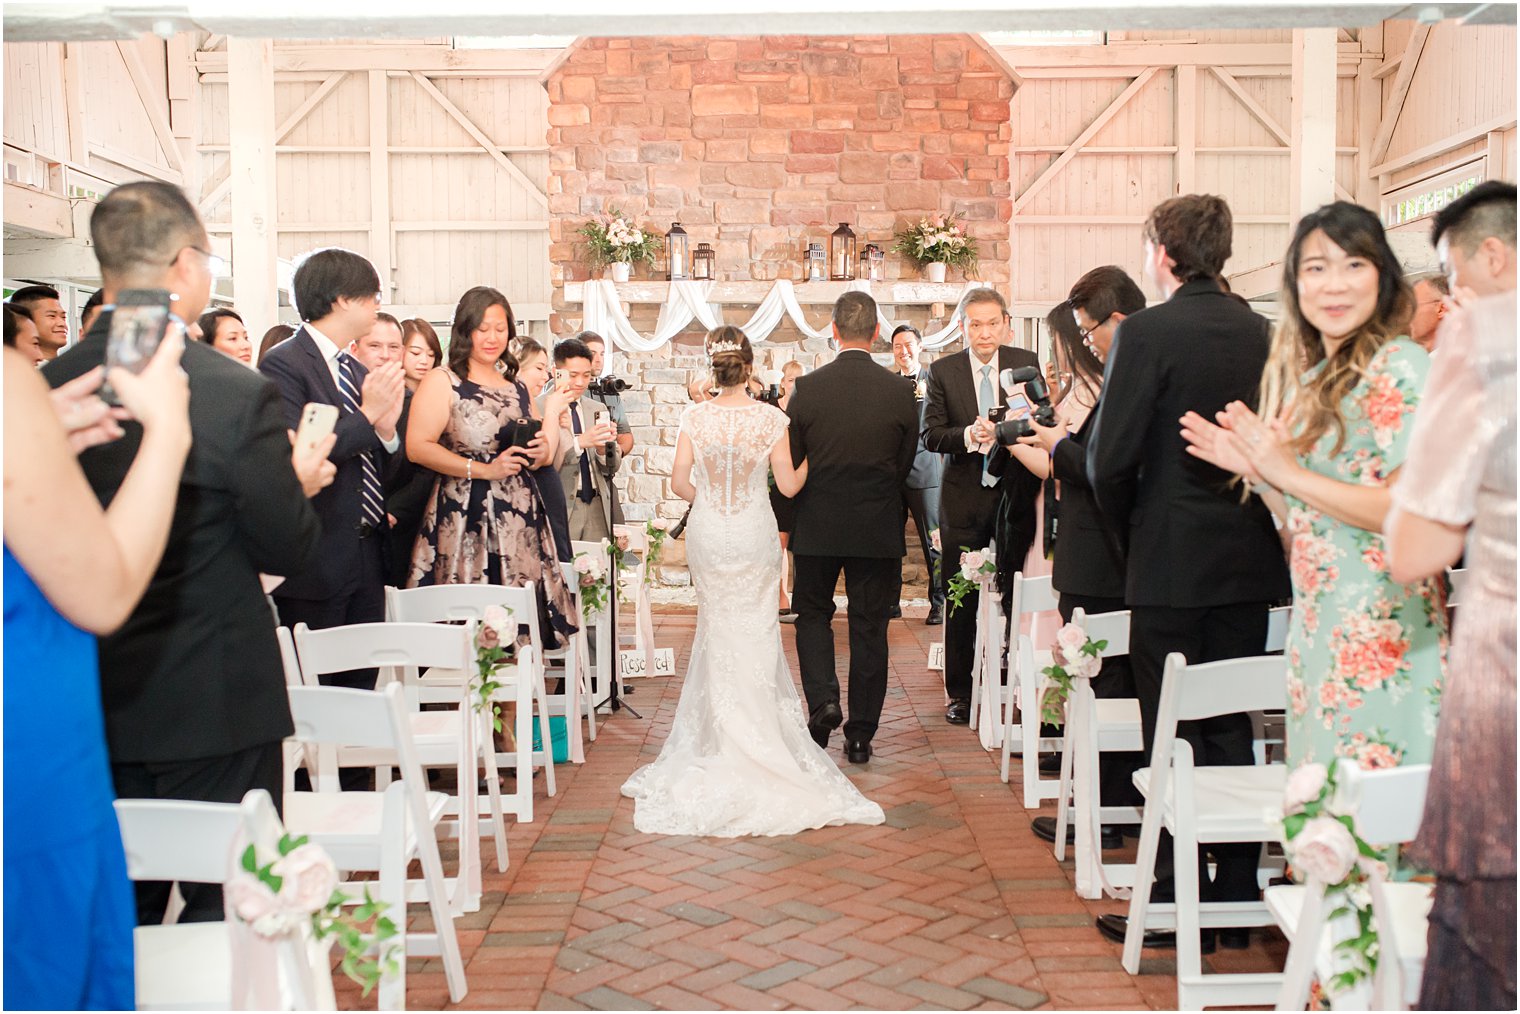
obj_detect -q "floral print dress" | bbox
[1284,340,1447,771]
[407,369,579,647]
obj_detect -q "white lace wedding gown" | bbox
[620,401,886,836]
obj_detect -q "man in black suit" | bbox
[1021,270,1148,849]
[44,181,323,924]
[788,291,920,763]
[260,249,406,691]
[922,288,1041,725]
[1085,195,1291,949]
[890,324,946,626]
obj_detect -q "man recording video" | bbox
[546,337,621,542]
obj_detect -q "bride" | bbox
[620,327,886,836]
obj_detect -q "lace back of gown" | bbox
[620,401,884,836]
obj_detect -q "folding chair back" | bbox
[115,798,246,886]
[1000,571,1063,804]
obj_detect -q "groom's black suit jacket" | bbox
[787,348,919,558]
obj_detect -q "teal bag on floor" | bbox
[531,715,570,763]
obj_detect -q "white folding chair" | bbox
[998,572,1063,807]
[284,683,468,1010]
[1053,607,1143,900]
[964,545,1000,741]
[1446,565,1467,608]
[1121,651,1290,1010]
[116,789,337,1011]
[276,627,311,797]
[613,523,657,678]
[553,560,598,746]
[383,584,562,822]
[1267,764,1433,1012]
[572,539,621,710]
[290,620,499,910]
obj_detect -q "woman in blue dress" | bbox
[3,325,191,1010]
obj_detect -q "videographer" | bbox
[546,337,621,542]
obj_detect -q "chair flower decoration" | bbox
[945,546,995,614]
[473,605,516,731]
[1038,622,1107,725]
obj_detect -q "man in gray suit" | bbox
[545,336,621,542]
[891,323,945,625]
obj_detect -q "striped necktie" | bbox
[337,352,385,527]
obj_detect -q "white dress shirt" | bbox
[305,322,400,453]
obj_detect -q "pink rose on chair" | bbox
[481,605,513,641]
[1289,815,1359,884]
[272,843,339,915]
[959,549,986,578]
[1055,622,1088,659]
[1282,762,1328,813]
[227,871,281,925]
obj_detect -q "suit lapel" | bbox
[293,326,343,404]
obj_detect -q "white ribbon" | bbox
[580,278,984,352]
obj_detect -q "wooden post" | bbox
[1355,23,1383,209]
[228,38,279,335]
[1176,64,1197,195]
[369,70,393,303]
[1290,28,1338,223]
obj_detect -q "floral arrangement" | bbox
[473,606,516,732]
[573,548,611,616]
[228,834,397,996]
[1281,759,1384,997]
[1039,623,1107,725]
[578,209,662,268]
[945,546,995,615]
[644,518,671,577]
[891,212,979,274]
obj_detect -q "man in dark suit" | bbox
[890,324,945,626]
[922,288,1041,725]
[44,181,323,924]
[788,291,920,763]
[260,248,406,691]
[1021,270,1148,850]
[1086,195,1291,949]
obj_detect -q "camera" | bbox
[753,368,784,407]
[588,376,630,397]
[992,366,1058,443]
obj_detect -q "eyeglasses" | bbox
[173,245,227,276]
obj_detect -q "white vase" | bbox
[609,262,631,283]
[924,261,947,283]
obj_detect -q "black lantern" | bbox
[692,242,715,281]
[805,243,826,282]
[666,222,690,281]
[863,243,885,282]
[829,222,857,281]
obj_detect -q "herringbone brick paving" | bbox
[335,608,1287,1010]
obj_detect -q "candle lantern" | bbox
[692,242,715,281]
[829,222,857,281]
[805,243,826,282]
[863,243,885,282]
[666,222,690,281]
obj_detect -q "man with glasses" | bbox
[1407,272,1451,352]
[43,181,324,924]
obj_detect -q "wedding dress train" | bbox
[621,401,885,836]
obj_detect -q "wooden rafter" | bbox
[1227,262,1284,300]
[408,71,548,210]
[1370,24,1433,166]
[1013,67,1158,215]
[114,41,185,174]
[199,71,347,211]
[1208,65,1354,203]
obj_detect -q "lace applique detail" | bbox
[680,402,788,519]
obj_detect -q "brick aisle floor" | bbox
[336,608,1286,1011]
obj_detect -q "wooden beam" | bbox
[1176,64,1196,195]
[1015,145,1176,154]
[3,238,103,280]
[197,144,549,155]
[195,46,561,75]
[88,141,184,185]
[1356,23,1384,208]
[1207,65,1289,146]
[369,70,393,302]
[61,43,88,165]
[392,221,547,231]
[1227,261,1284,300]
[228,38,279,336]
[114,40,185,174]
[1370,23,1432,166]
[1487,129,1508,181]
[996,42,1363,69]
[1291,29,1340,220]
[408,71,548,210]
[167,32,200,199]
[200,71,346,212]
[3,182,73,239]
[1012,67,1158,215]
[1370,112,1519,177]
[1371,55,1401,79]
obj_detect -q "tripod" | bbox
[595,440,642,719]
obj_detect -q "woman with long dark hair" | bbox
[1182,201,1446,775]
[404,286,578,644]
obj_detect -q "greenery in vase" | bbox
[578,209,662,268]
[891,212,979,275]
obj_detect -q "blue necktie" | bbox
[337,352,384,527]
[569,402,595,504]
[978,363,996,488]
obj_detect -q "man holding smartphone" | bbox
[544,336,620,542]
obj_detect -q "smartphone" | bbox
[507,417,543,450]
[102,289,173,404]
[293,402,339,458]
[553,368,571,394]
[592,408,610,434]
[1004,393,1033,418]
[988,405,1008,424]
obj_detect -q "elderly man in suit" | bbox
[44,181,324,924]
[921,288,1042,725]
[546,336,621,543]
[890,323,946,625]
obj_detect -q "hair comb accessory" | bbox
[708,339,744,356]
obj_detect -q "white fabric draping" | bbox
[580,278,983,354]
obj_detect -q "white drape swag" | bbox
[580,279,984,353]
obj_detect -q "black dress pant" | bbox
[941,485,1001,702]
[792,554,896,744]
[1129,602,1271,903]
[112,740,284,925]
[1057,593,1143,809]
[893,484,945,607]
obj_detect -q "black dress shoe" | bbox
[808,701,842,745]
[888,604,902,619]
[1038,753,1064,775]
[1094,914,1216,954]
[925,604,943,625]
[1216,927,1250,949]
[1030,816,1123,850]
[946,699,971,724]
[845,739,871,764]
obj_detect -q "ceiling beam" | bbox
[199,71,347,212]
[408,71,548,210]
[193,46,561,75]
[1370,23,1433,166]
[114,40,185,174]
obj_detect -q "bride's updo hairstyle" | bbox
[705,325,753,389]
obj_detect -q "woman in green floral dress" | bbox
[1181,201,1447,771]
